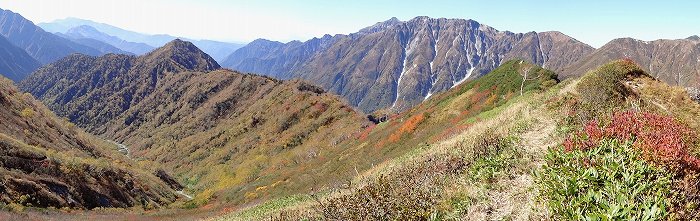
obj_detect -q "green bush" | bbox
[467,132,520,183]
[576,59,648,112]
[537,139,672,220]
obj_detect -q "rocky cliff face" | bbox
[223,17,594,112]
[562,37,700,91]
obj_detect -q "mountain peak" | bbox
[164,38,190,46]
[410,15,431,21]
[687,35,700,41]
[160,38,197,51]
[21,39,219,131]
[65,25,101,36]
[72,24,98,31]
[145,39,220,71]
[358,17,405,34]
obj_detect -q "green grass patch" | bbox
[537,139,672,220]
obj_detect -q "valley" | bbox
[0,2,699,220]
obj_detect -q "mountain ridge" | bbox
[0,8,103,64]
[39,17,245,62]
[562,37,700,90]
[222,16,594,112]
[17,38,375,208]
[64,25,153,55]
[0,35,40,82]
[19,39,220,132]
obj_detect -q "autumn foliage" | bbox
[388,113,425,142]
[564,111,700,171]
[357,124,377,141]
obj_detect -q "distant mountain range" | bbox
[0,8,111,81]
[0,8,240,81]
[562,37,700,89]
[4,8,699,114]
[63,25,152,55]
[39,17,245,62]
[223,17,595,112]
[0,35,39,82]
[58,34,132,55]
[0,9,102,64]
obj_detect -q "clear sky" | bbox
[0,0,698,47]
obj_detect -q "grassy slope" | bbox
[215,60,700,220]
[85,59,555,212]
[212,59,562,220]
[93,69,370,208]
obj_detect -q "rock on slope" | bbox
[223,16,593,112]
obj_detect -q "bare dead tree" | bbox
[520,64,538,95]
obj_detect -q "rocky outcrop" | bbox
[687,87,700,102]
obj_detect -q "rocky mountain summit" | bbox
[223,16,594,112]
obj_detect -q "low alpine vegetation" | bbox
[539,59,700,220]
[539,139,673,220]
[563,111,700,171]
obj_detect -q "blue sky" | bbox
[1,0,698,47]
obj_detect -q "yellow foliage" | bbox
[484,93,499,106]
[19,108,34,118]
[256,185,269,192]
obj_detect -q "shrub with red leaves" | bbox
[564,111,700,171]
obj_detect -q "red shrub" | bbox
[388,113,425,143]
[563,120,602,152]
[564,111,700,171]
[470,90,490,104]
[450,109,471,124]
